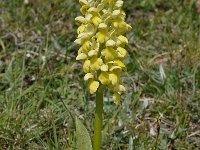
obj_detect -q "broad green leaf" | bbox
[75,117,93,150]
[128,136,133,150]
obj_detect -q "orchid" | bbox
[75,0,131,149]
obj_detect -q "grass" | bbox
[0,0,200,149]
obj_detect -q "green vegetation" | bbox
[0,0,200,149]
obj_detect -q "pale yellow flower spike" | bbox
[75,0,131,104]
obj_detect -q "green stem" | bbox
[93,86,104,150]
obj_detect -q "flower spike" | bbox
[75,0,131,104]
